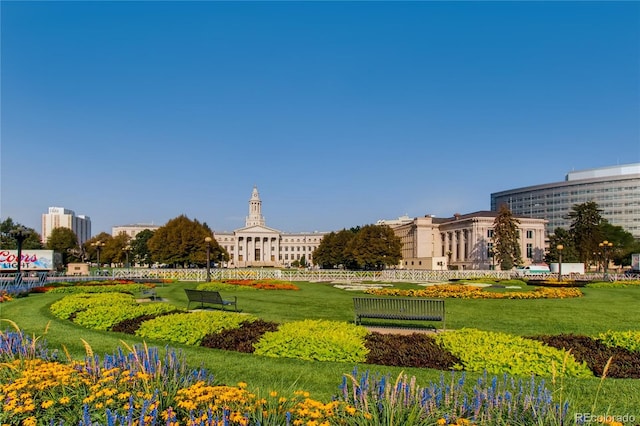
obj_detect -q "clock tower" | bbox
[245,186,266,227]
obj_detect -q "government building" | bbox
[214,187,326,268]
[216,187,547,270]
[378,212,547,270]
[490,163,640,239]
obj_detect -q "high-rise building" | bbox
[41,207,91,244]
[491,163,640,239]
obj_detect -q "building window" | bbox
[526,244,533,259]
[526,230,534,239]
[487,229,494,238]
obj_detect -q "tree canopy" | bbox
[46,227,80,265]
[147,215,222,267]
[313,225,401,270]
[0,218,43,250]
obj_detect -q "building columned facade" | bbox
[215,187,326,268]
[41,207,91,245]
[490,163,640,239]
[379,212,548,270]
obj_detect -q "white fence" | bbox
[1,269,636,293]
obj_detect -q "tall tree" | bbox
[84,233,114,266]
[0,218,43,249]
[147,215,221,267]
[545,227,579,264]
[568,201,605,265]
[600,222,637,268]
[492,204,522,270]
[46,227,80,265]
[131,229,155,266]
[312,228,359,269]
[346,224,402,270]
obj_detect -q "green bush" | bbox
[253,320,369,362]
[73,303,184,331]
[135,311,255,345]
[196,282,254,292]
[48,284,149,294]
[434,328,593,378]
[597,330,640,353]
[50,293,136,320]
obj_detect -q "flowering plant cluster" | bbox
[0,291,11,303]
[223,279,300,290]
[364,284,583,299]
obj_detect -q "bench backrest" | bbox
[353,297,444,316]
[185,289,224,304]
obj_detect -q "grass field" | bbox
[1,280,639,420]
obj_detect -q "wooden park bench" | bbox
[353,297,445,330]
[184,289,238,311]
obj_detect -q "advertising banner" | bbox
[0,250,56,271]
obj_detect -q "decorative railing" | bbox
[1,269,636,294]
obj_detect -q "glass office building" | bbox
[491,163,640,239]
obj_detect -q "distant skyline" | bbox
[2,1,639,236]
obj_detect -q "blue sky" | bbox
[1,1,639,236]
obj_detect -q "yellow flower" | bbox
[41,400,55,409]
[21,417,37,426]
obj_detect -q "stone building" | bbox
[214,187,326,268]
[379,212,548,270]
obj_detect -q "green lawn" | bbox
[1,281,639,418]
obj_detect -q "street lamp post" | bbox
[599,240,614,279]
[123,245,132,269]
[9,227,28,281]
[556,244,564,282]
[92,241,106,274]
[205,237,212,282]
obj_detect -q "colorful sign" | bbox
[0,250,56,271]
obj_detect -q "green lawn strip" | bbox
[1,282,639,418]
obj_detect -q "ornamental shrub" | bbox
[73,303,184,331]
[47,283,148,294]
[136,311,255,346]
[253,319,369,362]
[50,293,136,320]
[197,281,253,292]
[597,330,640,353]
[434,328,593,378]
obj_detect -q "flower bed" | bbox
[0,329,575,425]
[365,284,583,299]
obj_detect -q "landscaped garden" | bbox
[1,278,639,425]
